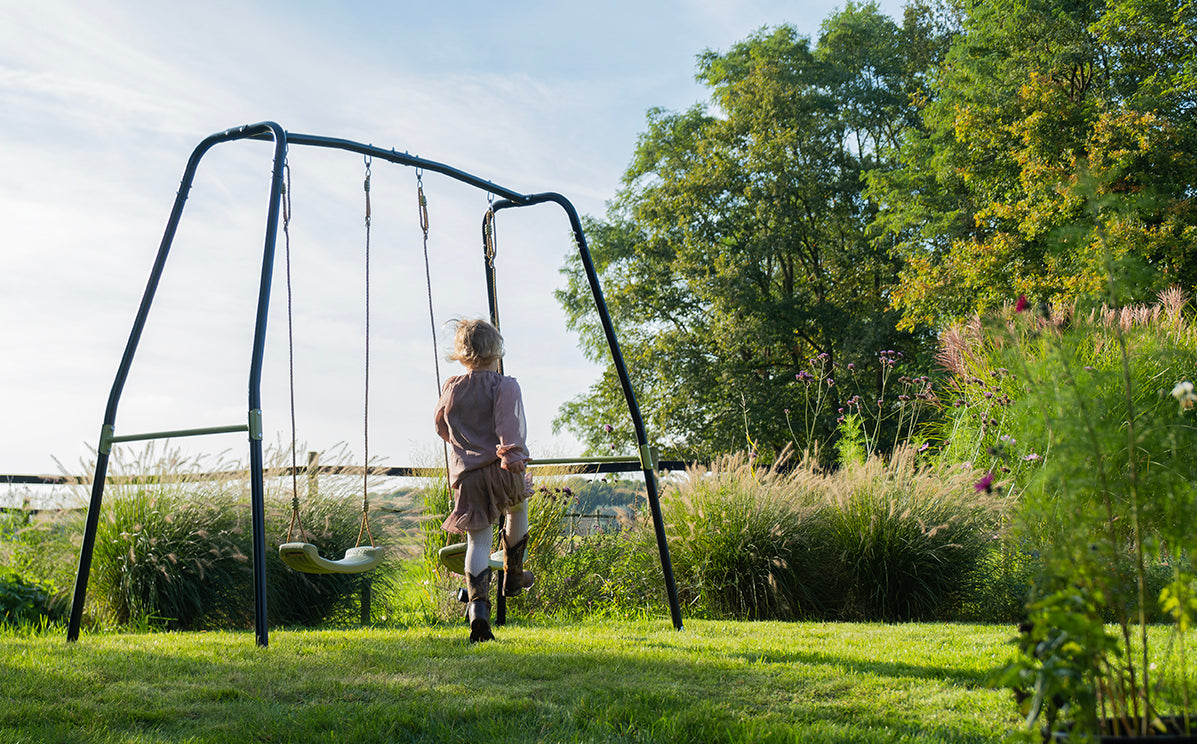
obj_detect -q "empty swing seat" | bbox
[436,542,504,575]
[279,543,384,574]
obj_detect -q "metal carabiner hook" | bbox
[484,198,497,266]
[363,156,372,227]
[416,170,429,235]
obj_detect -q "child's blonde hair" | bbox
[446,318,504,368]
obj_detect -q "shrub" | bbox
[1,507,78,605]
[521,530,663,620]
[655,453,830,621]
[516,476,667,622]
[822,451,1009,621]
[89,482,250,630]
[959,544,1040,624]
[52,443,393,631]
[640,449,1009,622]
[0,567,64,627]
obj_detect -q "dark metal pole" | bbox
[245,123,288,647]
[258,133,531,205]
[481,208,508,627]
[492,193,684,631]
[67,122,286,643]
[67,126,247,642]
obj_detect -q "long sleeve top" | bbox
[433,370,530,487]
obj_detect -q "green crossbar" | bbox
[99,423,250,454]
[529,456,639,465]
[532,447,658,470]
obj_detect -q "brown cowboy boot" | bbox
[466,568,495,643]
[501,534,535,597]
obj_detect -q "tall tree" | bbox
[870,0,1197,329]
[556,4,945,461]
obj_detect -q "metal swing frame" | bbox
[66,122,683,647]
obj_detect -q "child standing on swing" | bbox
[434,318,535,643]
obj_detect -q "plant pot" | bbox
[1051,717,1197,742]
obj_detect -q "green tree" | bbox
[557,4,946,461]
[870,0,1197,330]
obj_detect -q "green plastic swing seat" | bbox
[436,542,504,575]
[279,543,384,575]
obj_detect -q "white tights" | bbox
[463,500,529,576]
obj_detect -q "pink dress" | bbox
[434,370,532,533]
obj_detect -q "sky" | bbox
[0,0,904,500]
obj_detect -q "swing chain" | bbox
[282,160,309,544]
[418,170,441,389]
[417,172,454,494]
[360,156,374,546]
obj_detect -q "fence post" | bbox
[306,451,319,501]
[360,578,372,625]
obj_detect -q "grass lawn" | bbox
[1,618,1022,743]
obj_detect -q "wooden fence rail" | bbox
[2,457,690,489]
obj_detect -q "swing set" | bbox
[65,122,682,647]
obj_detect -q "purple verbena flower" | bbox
[974,472,995,493]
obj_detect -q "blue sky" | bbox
[0,0,904,490]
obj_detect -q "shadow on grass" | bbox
[0,621,1014,744]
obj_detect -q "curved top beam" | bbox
[250,129,533,205]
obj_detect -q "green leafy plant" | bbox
[0,567,64,627]
[992,287,1197,739]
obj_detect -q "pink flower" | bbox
[974,472,995,493]
[1015,295,1030,312]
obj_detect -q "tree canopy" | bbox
[870,0,1197,328]
[557,0,1195,460]
[557,3,945,461]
